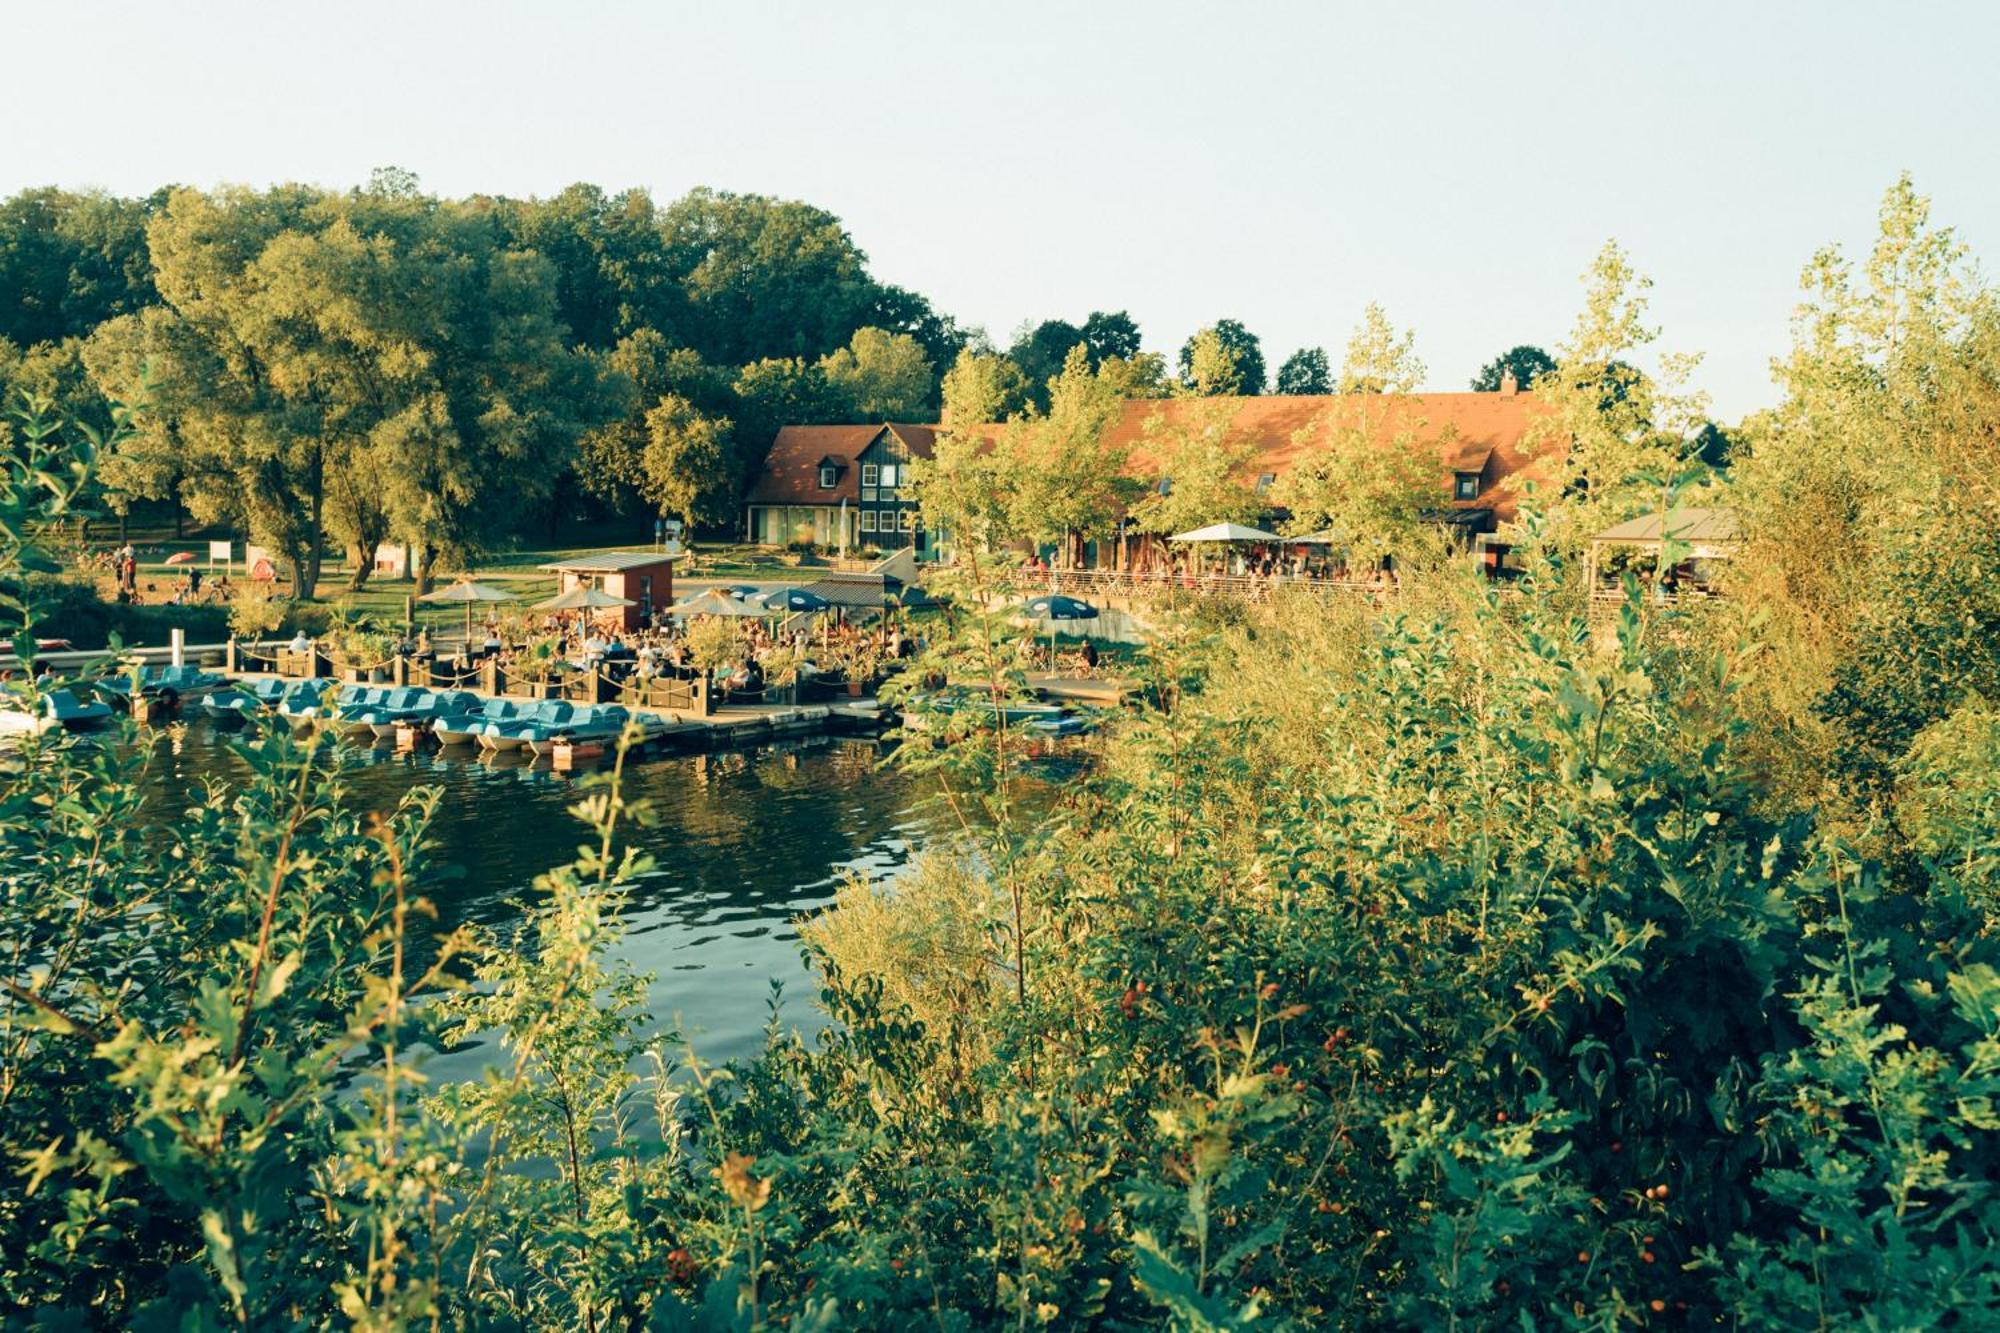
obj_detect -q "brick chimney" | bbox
[1499,369,1519,397]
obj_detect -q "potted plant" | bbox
[839,640,880,698]
[685,614,741,682]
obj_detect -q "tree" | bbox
[489,183,681,350]
[659,188,882,365]
[1337,303,1424,394]
[730,357,857,488]
[1080,310,1142,363]
[577,331,733,514]
[1127,397,1264,535]
[909,351,1015,558]
[817,326,935,421]
[638,395,732,528]
[1003,345,1135,562]
[1517,240,1708,548]
[128,184,606,596]
[0,187,159,348]
[1177,318,1265,395]
[938,348,1030,426]
[1470,343,1558,392]
[1271,402,1443,563]
[1274,346,1331,395]
[1006,319,1085,406]
[1180,328,1242,397]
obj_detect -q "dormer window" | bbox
[1156,477,1174,496]
[1255,472,1277,494]
[1454,472,1481,500]
[818,465,837,489]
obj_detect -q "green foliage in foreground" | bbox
[6,390,2000,1323]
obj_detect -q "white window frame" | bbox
[899,508,916,532]
[860,510,878,533]
[879,462,898,487]
[1455,472,1480,500]
[818,465,837,489]
[861,463,879,487]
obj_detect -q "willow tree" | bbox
[124,184,603,596]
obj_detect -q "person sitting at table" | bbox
[288,628,313,654]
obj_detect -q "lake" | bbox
[148,724,940,1071]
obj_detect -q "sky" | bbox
[5,0,1997,420]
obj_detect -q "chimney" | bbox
[1499,369,1519,397]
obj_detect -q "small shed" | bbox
[539,551,678,629]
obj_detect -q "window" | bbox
[899,508,916,531]
[1454,472,1480,500]
[818,465,837,489]
[861,463,879,487]
[860,510,878,533]
[1156,477,1174,496]
[878,463,898,487]
[1256,472,1277,494]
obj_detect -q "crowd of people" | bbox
[291,605,927,702]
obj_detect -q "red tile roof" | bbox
[1107,392,1558,525]
[745,396,1558,525]
[745,423,941,505]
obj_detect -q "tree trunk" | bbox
[346,542,372,592]
[173,492,184,538]
[304,454,325,599]
[415,545,436,597]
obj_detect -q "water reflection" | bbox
[151,727,938,1069]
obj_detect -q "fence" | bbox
[990,567,1396,605]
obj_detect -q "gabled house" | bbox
[743,423,939,553]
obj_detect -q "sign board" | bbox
[207,540,232,563]
[661,518,684,536]
[663,539,685,558]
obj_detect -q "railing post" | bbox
[480,659,499,696]
[690,675,710,717]
[225,638,240,674]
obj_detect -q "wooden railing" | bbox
[987,567,1397,604]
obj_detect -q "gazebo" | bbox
[1586,507,1740,599]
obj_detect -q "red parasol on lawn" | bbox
[164,551,197,565]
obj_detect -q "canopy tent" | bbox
[1167,522,1285,544]
[1585,507,1741,596]
[419,579,516,637]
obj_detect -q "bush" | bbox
[25,573,230,648]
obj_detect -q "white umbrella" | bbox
[1167,522,1284,543]
[667,589,767,618]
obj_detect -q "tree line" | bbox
[4,171,1483,600]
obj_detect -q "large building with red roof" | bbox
[741,380,1557,562]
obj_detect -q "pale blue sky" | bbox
[6,1,1996,419]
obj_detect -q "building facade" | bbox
[743,423,938,554]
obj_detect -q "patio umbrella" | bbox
[666,589,766,618]
[420,578,515,637]
[1168,522,1284,578]
[1167,522,1283,544]
[1020,594,1101,667]
[755,587,832,614]
[165,551,197,565]
[533,585,635,612]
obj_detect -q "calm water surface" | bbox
[151,724,940,1070]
